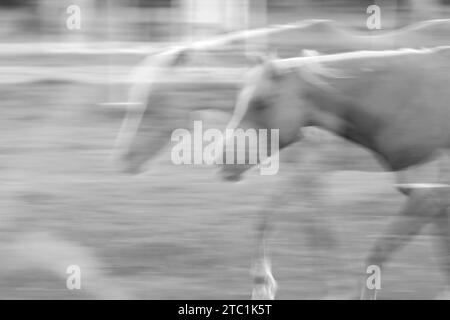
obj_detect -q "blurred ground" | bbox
[0,75,446,299]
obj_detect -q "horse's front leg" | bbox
[251,255,278,300]
[250,204,278,300]
[360,189,443,300]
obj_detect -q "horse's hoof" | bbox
[251,283,278,300]
[250,258,278,300]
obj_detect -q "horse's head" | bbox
[111,20,334,175]
[218,55,310,181]
[112,49,188,174]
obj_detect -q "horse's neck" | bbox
[302,60,383,149]
[306,106,346,136]
[298,48,450,170]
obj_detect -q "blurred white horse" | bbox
[112,19,450,300]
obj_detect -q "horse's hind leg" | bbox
[360,189,443,300]
[433,206,450,299]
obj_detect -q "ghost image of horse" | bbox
[217,46,450,299]
[111,19,450,300]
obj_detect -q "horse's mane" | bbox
[279,45,449,67]
[325,18,450,39]
[270,45,450,92]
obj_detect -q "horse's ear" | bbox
[171,48,190,66]
[301,49,320,57]
[245,51,270,65]
[265,61,283,80]
[265,50,283,80]
[245,51,282,80]
[245,50,279,64]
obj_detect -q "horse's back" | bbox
[334,47,450,170]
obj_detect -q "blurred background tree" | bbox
[0,0,448,41]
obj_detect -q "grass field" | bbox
[0,73,447,300]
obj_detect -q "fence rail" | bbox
[0,65,243,85]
